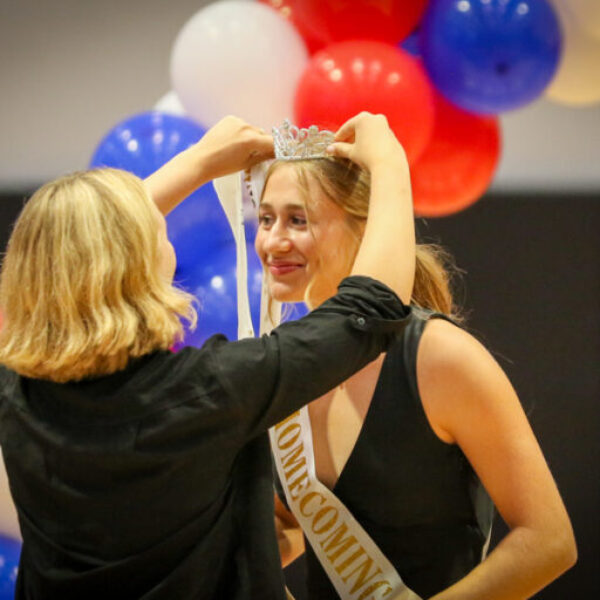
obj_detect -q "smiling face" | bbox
[255,163,360,307]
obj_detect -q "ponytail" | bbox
[412,244,463,322]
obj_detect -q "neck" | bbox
[307,281,342,309]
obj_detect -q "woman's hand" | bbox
[194,115,274,181]
[326,112,407,172]
[145,115,274,215]
[274,493,305,568]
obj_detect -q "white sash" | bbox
[213,171,421,600]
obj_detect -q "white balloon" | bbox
[565,0,600,39]
[154,90,186,116]
[546,2,600,106]
[170,1,308,130]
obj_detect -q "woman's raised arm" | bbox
[328,112,415,305]
[144,115,273,215]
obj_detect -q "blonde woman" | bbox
[0,114,415,600]
[256,124,577,599]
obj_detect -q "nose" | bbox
[263,221,293,254]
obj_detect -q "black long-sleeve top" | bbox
[0,276,410,600]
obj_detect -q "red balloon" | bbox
[294,41,435,164]
[411,94,501,217]
[259,0,428,54]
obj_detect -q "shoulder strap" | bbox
[402,310,454,404]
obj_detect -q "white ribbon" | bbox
[213,174,254,340]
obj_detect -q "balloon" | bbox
[154,91,186,116]
[411,94,501,217]
[546,2,600,106]
[564,0,600,38]
[166,187,234,277]
[174,240,308,349]
[257,0,326,54]
[90,111,203,179]
[90,111,233,270]
[0,535,19,599]
[420,0,562,114]
[400,29,421,58]
[294,42,435,164]
[259,0,427,54]
[170,0,308,130]
[174,243,245,348]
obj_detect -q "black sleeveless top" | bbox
[295,313,494,599]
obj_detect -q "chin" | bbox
[267,280,306,304]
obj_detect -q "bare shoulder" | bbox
[417,318,514,443]
[417,318,494,379]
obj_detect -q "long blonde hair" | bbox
[263,158,462,319]
[0,168,196,382]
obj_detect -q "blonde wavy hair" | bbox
[0,168,196,382]
[262,158,463,320]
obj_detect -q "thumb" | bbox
[326,142,353,160]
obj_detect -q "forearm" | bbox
[144,144,211,216]
[143,115,273,215]
[351,157,415,305]
[430,525,576,600]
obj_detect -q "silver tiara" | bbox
[272,119,335,160]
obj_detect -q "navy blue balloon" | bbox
[420,0,562,114]
[0,535,20,599]
[89,111,232,271]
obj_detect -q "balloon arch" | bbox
[84,0,600,349]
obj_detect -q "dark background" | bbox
[1,190,598,598]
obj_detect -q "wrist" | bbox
[366,148,409,174]
[368,155,410,185]
[188,145,213,188]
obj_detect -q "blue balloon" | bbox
[174,242,261,348]
[173,241,309,349]
[89,111,232,274]
[0,535,20,599]
[90,111,204,177]
[420,0,562,114]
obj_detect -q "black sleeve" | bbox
[210,276,411,440]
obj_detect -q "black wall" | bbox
[1,190,598,597]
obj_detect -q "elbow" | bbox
[547,522,578,577]
[561,529,578,572]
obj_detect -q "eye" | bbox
[258,214,273,227]
[290,214,307,227]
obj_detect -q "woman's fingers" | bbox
[246,131,275,163]
[326,142,353,160]
[334,114,362,142]
[334,111,389,142]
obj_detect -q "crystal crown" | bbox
[272,119,335,160]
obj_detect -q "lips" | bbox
[267,262,303,276]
